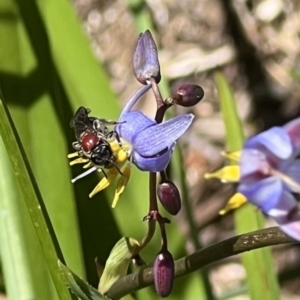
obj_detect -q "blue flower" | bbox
[205,118,300,240]
[238,118,300,240]
[68,83,194,205]
[116,83,194,172]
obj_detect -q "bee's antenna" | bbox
[71,166,97,183]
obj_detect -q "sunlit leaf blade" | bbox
[11,0,121,285]
[215,71,280,300]
[0,137,36,299]
[36,0,120,116]
[0,0,59,297]
[59,261,108,300]
[0,97,72,300]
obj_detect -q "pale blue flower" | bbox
[116,84,194,172]
[238,118,300,240]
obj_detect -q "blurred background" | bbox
[1,0,300,299]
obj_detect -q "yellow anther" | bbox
[89,168,119,198]
[221,151,241,161]
[83,161,93,169]
[69,157,89,166]
[204,165,240,183]
[112,166,131,208]
[219,193,247,215]
[67,152,79,158]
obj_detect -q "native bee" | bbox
[69,106,124,176]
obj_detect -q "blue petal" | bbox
[116,111,156,144]
[283,117,300,150]
[283,159,300,192]
[119,84,152,119]
[245,127,292,160]
[132,148,173,172]
[280,221,300,241]
[240,149,269,178]
[132,114,194,156]
[238,176,285,213]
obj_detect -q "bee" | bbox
[69,106,124,179]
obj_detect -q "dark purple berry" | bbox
[153,250,175,297]
[157,181,181,215]
[172,84,204,107]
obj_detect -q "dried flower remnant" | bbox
[133,30,161,84]
[206,117,300,241]
[157,180,181,215]
[153,250,175,297]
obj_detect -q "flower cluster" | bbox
[68,30,204,297]
[206,117,300,241]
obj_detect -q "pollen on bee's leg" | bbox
[111,166,131,208]
[204,165,240,183]
[89,168,119,198]
[110,141,130,164]
[219,193,247,215]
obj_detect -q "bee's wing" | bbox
[133,114,194,156]
[70,106,94,140]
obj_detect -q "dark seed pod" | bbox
[157,181,181,215]
[133,30,161,84]
[172,84,204,107]
[153,250,175,297]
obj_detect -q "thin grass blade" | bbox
[0,97,73,300]
[215,71,280,299]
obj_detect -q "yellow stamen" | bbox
[219,193,247,215]
[204,165,240,182]
[69,157,89,166]
[89,168,119,198]
[67,152,79,158]
[221,151,241,161]
[83,161,93,169]
[112,166,131,208]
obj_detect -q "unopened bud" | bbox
[172,84,204,107]
[153,250,175,297]
[133,30,161,84]
[157,181,181,215]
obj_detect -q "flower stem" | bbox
[106,227,295,299]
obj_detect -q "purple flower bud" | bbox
[153,250,175,297]
[157,181,181,215]
[172,84,204,107]
[133,30,161,84]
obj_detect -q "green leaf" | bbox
[59,261,108,300]
[215,71,280,300]
[0,97,72,300]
